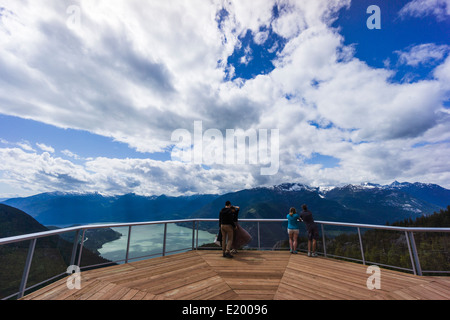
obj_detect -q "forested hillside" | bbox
[0,204,114,299]
[313,206,450,274]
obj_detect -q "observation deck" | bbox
[1,218,449,300]
[20,250,450,300]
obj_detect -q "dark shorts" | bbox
[307,224,320,241]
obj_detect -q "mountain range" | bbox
[1,181,449,228]
[2,182,449,298]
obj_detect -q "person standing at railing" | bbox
[287,207,300,254]
[219,201,237,258]
[230,205,252,254]
[299,204,320,257]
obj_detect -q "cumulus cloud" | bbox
[36,143,55,153]
[0,0,449,196]
[16,141,35,152]
[399,0,450,20]
[0,146,259,196]
[396,43,450,67]
[0,148,89,194]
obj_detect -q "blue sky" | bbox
[0,114,168,161]
[335,0,450,78]
[0,0,449,197]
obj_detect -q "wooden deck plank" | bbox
[425,280,450,299]
[32,283,71,300]
[21,277,67,300]
[197,250,289,299]
[85,282,118,300]
[80,264,136,281]
[159,275,227,300]
[141,292,156,300]
[411,284,448,300]
[129,290,148,300]
[275,284,317,300]
[278,271,361,300]
[113,259,209,288]
[140,269,219,295]
[76,280,112,300]
[21,250,449,300]
[286,255,429,294]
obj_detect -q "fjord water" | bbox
[98,223,216,262]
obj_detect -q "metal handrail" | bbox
[2,218,448,246]
[1,218,449,300]
[0,219,199,245]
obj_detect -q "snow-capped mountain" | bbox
[318,181,450,209]
[1,181,449,226]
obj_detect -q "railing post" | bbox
[70,229,80,267]
[125,226,132,263]
[77,229,86,267]
[257,221,261,250]
[405,231,417,275]
[357,227,365,265]
[196,221,199,250]
[408,231,422,276]
[192,221,196,250]
[18,238,37,299]
[321,224,327,258]
[162,223,167,256]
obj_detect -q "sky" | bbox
[0,0,449,198]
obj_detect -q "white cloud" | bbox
[0,0,449,196]
[0,146,259,196]
[0,148,89,194]
[433,55,450,87]
[36,143,55,153]
[61,149,82,160]
[17,141,35,152]
[254,30,269,45]
[399,0,450,20]
[396,43,450,67]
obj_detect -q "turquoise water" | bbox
[98,223,216,262]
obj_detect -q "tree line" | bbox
[318,206,450,274]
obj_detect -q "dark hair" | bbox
[302,204,308,211]
[225,201,231,206]
[289,207,296,214]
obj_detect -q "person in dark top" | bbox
[219,201,236,258]
[299,204,319,257]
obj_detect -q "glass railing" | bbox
[0,218,449,300]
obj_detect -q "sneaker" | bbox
[290,249,293,254]
[231,249,237,254]
[293,250,298,254]
[307,252,311,257]
[224,252,234,258]
[311,252,318,257]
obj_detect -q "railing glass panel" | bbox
[413,232,450,275]
[1,218,449,299]
[96,226,130,264]
[0,241,29,299]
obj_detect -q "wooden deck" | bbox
[22,250,450,300]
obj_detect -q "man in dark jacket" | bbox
[219,201,236,258]
[299,204,320,257]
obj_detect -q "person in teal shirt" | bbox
[286,207,300,253]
